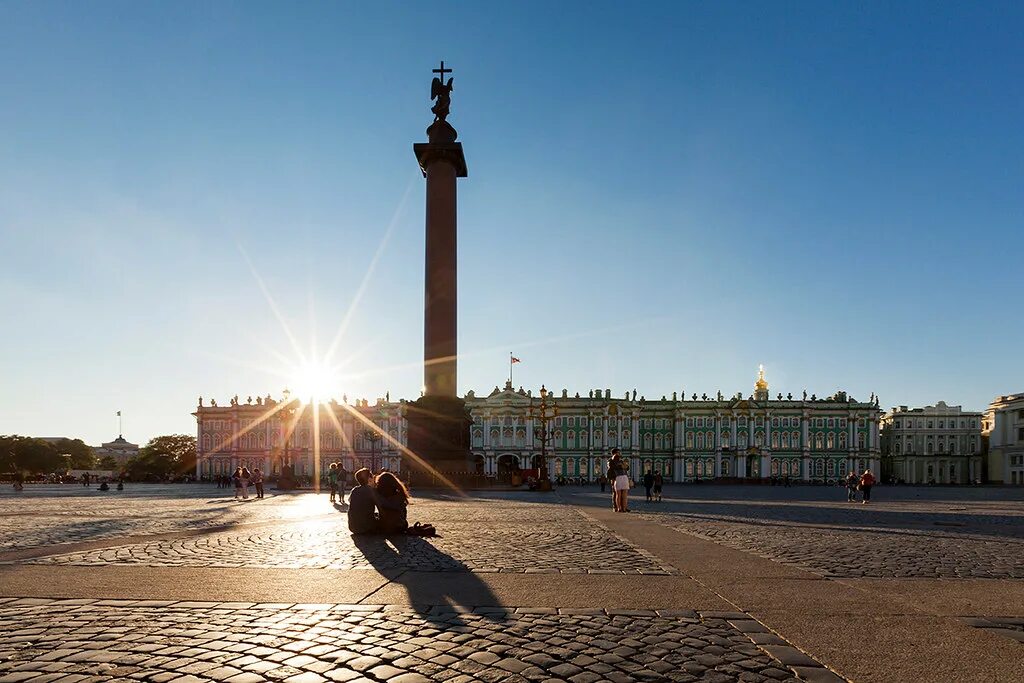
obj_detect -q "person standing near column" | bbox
[608,449,630,512]
[859,469,876,504]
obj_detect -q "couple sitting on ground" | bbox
[346,468,436,537]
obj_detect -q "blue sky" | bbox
[1,2,1021,445]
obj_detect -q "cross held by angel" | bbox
[431,60,454,122]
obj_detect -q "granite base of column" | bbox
[404,395,477,489]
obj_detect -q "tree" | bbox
[98,456,119,471]
[128,434,197,480]
[0,436,62,475]
[52,438,96,469]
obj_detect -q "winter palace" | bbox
[193,369,884,483]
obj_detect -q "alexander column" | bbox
[405,61,473,484]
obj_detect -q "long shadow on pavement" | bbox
[352,533,508,629]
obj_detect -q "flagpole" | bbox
[509,352,513,387]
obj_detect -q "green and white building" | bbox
[467,368,883,482]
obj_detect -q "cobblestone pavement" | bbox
[9,494,672,575]
[0,486,328,552]
[578,487,1024,579]
[0,599,840,683]
[649,515,1024,578]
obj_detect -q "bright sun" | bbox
[290,361,336,403]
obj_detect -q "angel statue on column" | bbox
[431,75,453,122]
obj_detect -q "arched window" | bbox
[473,430,483,447]
[686,432,694,449]
[721,431,730,448]
[826,433,835,450]
[793,431,800,447]
[814,433,824,450]
[202,434,211,451]
[643,433,653,450]
[754,431,764,447]
[696,433,705,450]
[771,432,780,449]
[814,459,825,477]
[894,441,901,454]
[578,431,587,448]
[654,434,663,450]
[503,429,514,447]
[665,434,672,449]
[738,432,748,449]
[721,459,731,476]
[949,439,957,455]
[567,430,576,449]
[838,432,847,449]
[622,431,630,448]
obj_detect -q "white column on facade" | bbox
[632,414,640,454]
[731,417,738,450]
[715,451,722,478]
[765,415,772,452]
[738,454,747,479]
[195,415,203,479]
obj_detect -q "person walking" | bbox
[653,472,663,502]
[643,470,655,502]
[252,468,264,499]
[337,464,349,505]
[599,473,607,493]
[846,471,859,502]
[608,449,630,513]
[240,467,251,500]
[859,469,876,504]
[232,467,243,500]
[328,462,339,503]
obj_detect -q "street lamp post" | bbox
[528,385,558,492]
[276,389,298,490]
[363,429,383,473]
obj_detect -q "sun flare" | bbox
[290,361,337,403]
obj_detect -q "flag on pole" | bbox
[511,357,521,364]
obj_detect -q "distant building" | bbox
[194,369,884,484]
[467,369,883,483]
[193,393,405,481]
[985,393,1024,485]
[92,435,140,466]
[881,402,983,484]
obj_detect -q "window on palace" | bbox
[827,460,836,477]
[739,417,748,427]
[814,433,824,450]
[827,418,834,428]
[926,441,933,454]
[839,433,847,449]
[686,418,694,427]
[696,433,705,449]
[938,420,944,429]
[970,419,977,428]
[738,432,748,449]
[771,460,780,476]
[826,433,835,449]
[654,434,662,450]
[781,433,789,448]
[771,433,780,449]
[793,431,800,446]
[721,432,730,447]
[927,421,933,429]
[754,431,764,447]
[687,433,694,448]
[721,459,731,475]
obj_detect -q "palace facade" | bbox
[880,402,983,484]
[467,370,882,482]
[194,370,883,483]
[985,393,1024,485]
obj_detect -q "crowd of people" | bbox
[221,467,265,500]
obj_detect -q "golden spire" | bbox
[755,364,768,391]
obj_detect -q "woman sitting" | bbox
[375,471,410,535]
